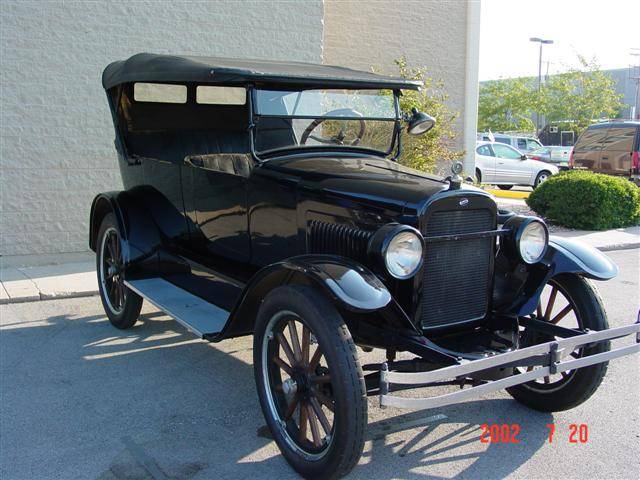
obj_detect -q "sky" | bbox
[479,0,640,80]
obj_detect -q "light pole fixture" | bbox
[530,37,554,132]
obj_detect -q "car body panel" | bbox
[475,142,559,186]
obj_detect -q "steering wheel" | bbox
[300,108,366,146]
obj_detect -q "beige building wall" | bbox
[323,0,480,175]
[0,0,323,256]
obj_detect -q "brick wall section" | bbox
[323,0,469,153]
[0,0,323,255]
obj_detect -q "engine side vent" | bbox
[308,220,372,263]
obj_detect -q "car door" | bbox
[599,125,636,175]
[492,143,530,184]
[475,144,496,183]
[572,126,607,171]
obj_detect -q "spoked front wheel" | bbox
[254,285,366,480]
[507,273,610,411]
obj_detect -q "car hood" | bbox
[259,154,487,214]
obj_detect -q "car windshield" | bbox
[253,89,397,155]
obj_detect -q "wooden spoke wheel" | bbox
[507,273,610,412]
[265,313,335,455]
[254,285,366,479]
[100,227,126,314]
[96,213,142,329]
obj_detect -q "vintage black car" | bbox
[91,53,639,479]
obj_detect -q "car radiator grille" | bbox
[421,209,494,329]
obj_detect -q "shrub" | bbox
[526,171,640,230]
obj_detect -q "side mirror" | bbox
[406,108,436,136]
[521,154,527,160]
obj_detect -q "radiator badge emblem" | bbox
[459,198,469,206]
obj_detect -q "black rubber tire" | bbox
[533,170,551,188]
[498,185,513,190]
[96,213,143,329]
[253,285,367,480]
[475,168,482,184]
[507,274,610,412]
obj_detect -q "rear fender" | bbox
[512,236,618,316]
[218,255,404,340]
[89,189,164,274]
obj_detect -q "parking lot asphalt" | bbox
[1,248,639,480]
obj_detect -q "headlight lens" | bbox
[519,221,548,264]
[385,231,423,279]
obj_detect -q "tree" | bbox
[394,58,463,174]
[540,56,624,132]
[478,56,624,135]
[478,77,537,132]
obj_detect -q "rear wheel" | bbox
[96,213,143,329]
[475,168,482,184]
[498,185,513,190]
[507,273,609,412]
[253,285,366,479]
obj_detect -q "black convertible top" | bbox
[102,53,422,91]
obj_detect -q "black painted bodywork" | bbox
[91,60,618,360]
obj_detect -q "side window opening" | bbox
[133,83,187,104]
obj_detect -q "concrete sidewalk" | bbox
[1,223,638,305]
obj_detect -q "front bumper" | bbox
[380,323,640,409]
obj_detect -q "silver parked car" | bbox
[475,141,559,189]
[477,133,543,153]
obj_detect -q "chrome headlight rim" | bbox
[369,224,424,280]
[506,216,549,264]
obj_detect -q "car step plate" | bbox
[125,278,229,338]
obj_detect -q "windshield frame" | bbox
[248,87,402,161]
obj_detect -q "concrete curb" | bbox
[0,289,99,305]
[485,188,530,199]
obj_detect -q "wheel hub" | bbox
[291,367,312,397]
[282,377,298,396]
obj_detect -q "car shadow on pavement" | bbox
[355,400,553,479]
[1,304,553,480]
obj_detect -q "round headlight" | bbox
[385,230,423,279]
[518,220,548,264]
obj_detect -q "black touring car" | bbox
[90,53,639,479]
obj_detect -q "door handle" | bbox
[601,156,609,160]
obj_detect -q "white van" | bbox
[477,133,543,153]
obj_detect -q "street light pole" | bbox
[530,37,554,133]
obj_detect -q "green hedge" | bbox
[526,171,640,230]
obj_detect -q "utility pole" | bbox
[530,37,554,132]
[631,48,640,120]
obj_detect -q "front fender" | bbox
[512,236,618,316]
[217,255,393,340]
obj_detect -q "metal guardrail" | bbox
[380,323,640,410]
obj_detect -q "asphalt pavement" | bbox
[1,249,639,480]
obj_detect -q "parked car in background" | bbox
[527,146,572,169]
[475,141,559,189]
[477,133,543,153]
[570,121,640,183]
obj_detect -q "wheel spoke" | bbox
[544,376,551,384]
[276,332,296,366]
[307,348,323,373]
[314,389,334,412]
[299,402,309,442]
[536,302,543,319]
[307,405,322,447]
[551,304,573,324]
[310,397,331,435]
[287,321,303,363]
[106,237,116,261]
[301,326,310,365]
[311,374,331,384]
[284,395,299,421]
[544,286,558,320]
[272,356,293,375]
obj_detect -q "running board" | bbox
[125,278,229,338]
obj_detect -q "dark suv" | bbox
[570,121,640,183]
[90,53,639,479]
